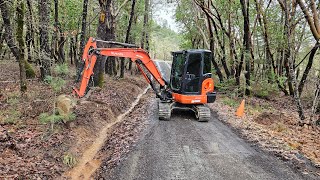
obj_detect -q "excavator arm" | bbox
[73,37,168,99]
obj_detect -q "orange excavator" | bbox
[73,37,216,121]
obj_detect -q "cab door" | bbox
[170,53,186,93]
[183,53,202,94]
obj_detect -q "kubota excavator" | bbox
[73,37,216,121]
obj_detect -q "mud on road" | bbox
[97,102,317,180]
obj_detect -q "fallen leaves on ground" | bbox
[1,61,148,179]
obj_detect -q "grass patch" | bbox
[39,112,76,125]
[63,153,77,167]
[270,122,287,133]
[221,97,239,107]
[1,109,21,125]
[252,80,279,99]
[7,97,19,106]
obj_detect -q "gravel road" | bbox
[106,109,314,180]
[102,61,314,180]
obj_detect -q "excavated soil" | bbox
[0,61,148,179]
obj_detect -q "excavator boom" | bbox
[73,37,167,99]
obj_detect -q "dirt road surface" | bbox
[100,61,315,180]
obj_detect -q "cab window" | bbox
[203,52,211,74]
[171,53,185,90]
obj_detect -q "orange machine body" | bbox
[172,78,214,104]
[74,37,215,106]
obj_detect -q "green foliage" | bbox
[44,64,68,93]
[62,113,76,123]
[44,76,65,93]
[39,113,62,124]
[252,80,279,99]
[44,75,53,84]
[1,109,21,125]
[149,22,181,60]
[25,61,36,78]
[215,78,238,94]
[63,153,77,167]
[221,97,238,107]
[54,63,69,76]
[39,112,76,125]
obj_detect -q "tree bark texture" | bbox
[206,13,224,82]
[26,0,35,62]
[39,0,52,79]
[79,0,89,67]
[16,0,27,92]
[141,0,150,51]
[240,0,251,95]
[0,0,20,60]
[298,43,319,96]
[284,0,305,122]
[120,0,136,78]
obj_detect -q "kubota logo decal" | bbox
[111,52,124,56]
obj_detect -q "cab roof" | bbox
[172,49,211,54]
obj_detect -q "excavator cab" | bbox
[170,50,212,95]
[157,50,216,122]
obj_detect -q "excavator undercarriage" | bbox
[158,101,211,122]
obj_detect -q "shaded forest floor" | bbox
[210,94,320,176]
[0,60,147,179]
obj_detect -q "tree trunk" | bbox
[78,0,89,67]
[310,74,320,123]
[0,0,20,60]
[211,16,231,79]
[39,0,52,79]
[120,0,136,78]
[284,0,305,122]
[53,0,65,64]
[0,0,27,92]
[206,14,224,82]
[69,37,74,65]
[52,0,59,62]
[26,0,35,63]
[0,24,4,56]
[297,0,320,41]
[298,43,319,96]
[94,0,115,85]
[16,1,27,92]
[141,0,150,51]
[58,36,65,63]
[240,0,251,96]
[255,0,289,95]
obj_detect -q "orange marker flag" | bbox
[236,99,245,117]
